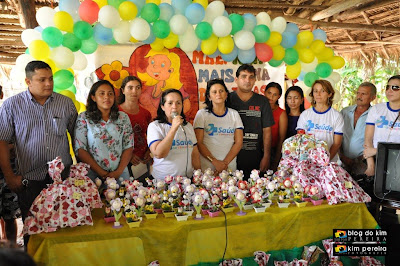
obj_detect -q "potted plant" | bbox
[221,191,235,213]
[252,191,267,213]
[144,204,158,219]
[104,203,115,223]
[161,202,175,218]
[175,207,189,222]
[207,194,221,218]
[309,186,323,205]
[125,208,142,228]
[192,192,205,220]
[232,190,247,215]
[110,198,124,228]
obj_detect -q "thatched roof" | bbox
[1,0,400,70]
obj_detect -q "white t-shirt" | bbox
[193,108,244,171]
[296,107,344,162]
[147,120,197,180]
[366,102,400,148]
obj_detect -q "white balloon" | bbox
[113,21,131,43]
[98,5,120,28]
[130,18,150,41]
[233,30,255,51]
[212,16,232,37]
[329,72,341,83]
[271,16,287,33]
[15,54,35,72]
[50,46,75,69]
[203,0,225,23]
[71,51,88,71]
[169,14,189,35]
[36,7,56,28]
[179,26,199,53]
[256,12,271,27]
[297,81,312,103]
[301,58,318,72]
[21,29,42,47]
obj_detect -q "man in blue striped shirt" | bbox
[0,61,77,247]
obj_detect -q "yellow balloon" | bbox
[73,100,80,112]
[272,45,285,60]
[218,36,234,54]
[266,31,282,47]
[93,0,107,8]
[59,89,76,102]
[194,0,208,9]
[130,36,138,43]
[163,32,179,49]
[79,102,87,113]
[146,0,161,4]
[316,47,334,62]
[286,61,301,79]
[310,40,325,54]
[119,1,138,21]
[54,11,74,33]
[29,40,50,60]
[328,56,345,69]
[150,38,165,51]
[298,48,315,63]
[297,31,314,48]
[201,34,218,55]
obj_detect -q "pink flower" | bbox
[103,158,110,167]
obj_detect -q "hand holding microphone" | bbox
[171,111,185,132]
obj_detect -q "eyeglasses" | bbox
[385,85,400,91]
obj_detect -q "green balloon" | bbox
[74,21,93,40]
[66,84,77,94]
[253,25,271,43]
[62,33,82,52]
[53,87,65,93]
[316,62,333,78]
[141,3,160,23]
[283,48,299,66]
[80,37,98,54]
[54,70,74,90]
[110,38,118,45]
[108,0,124,9]
[42,26,63,48]
[25,48,29,54]
[304,72,319,87]
[195,22,212,40]
[153,20,170,39]
[268,59,283,67]
[229,14,244,35]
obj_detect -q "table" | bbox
[28,202,377,266]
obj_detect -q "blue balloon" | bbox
[172,0,191,15]
[208,49,221,59]
[285,23,299,35]
[242,13,257,32]
[59,0,80,22]
[223,10,229,18]
[185,3,205,25]
[93,24,113,45]
[159,3,175,22]
[128,0,145,14]
[281,32,297,48]
[143,26,156,44]
[35,26,43,33]
[196,41,202,51]
[298,71,306,81]
[238,47,256,64]
[221,45,238,62]
[313,29,327,43]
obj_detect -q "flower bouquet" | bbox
[277,186,291,208]
[144,204,158,219]
[110,198,123,228]
[252,191,267,213]
[232,190,247,216]
[221,191,235,213]
[161,202,175,218]
[207,194,221,218]
[293,183,307,207]
[125,207,142,228]
[192,192,205,220]
[309,185,323,205]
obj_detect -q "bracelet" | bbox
[206,155,214,162]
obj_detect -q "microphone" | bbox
[171,111,185,132]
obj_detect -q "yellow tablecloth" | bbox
[28,202,377,266]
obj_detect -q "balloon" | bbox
[254,43,273,62]
[93,23,113,45]
[268,59,283,67]
[73,21,93,40]
[238,47,256,64]
[172,0,191,15]
[129,0,145,13]
[310,40,325,54]
[316,47,334,61]
[233,30,255,51]
[281,31,297,48]
[15,54,35,71]
[153,20,170,39]
[212,16,232,37]
[54,11,74,32]
[163,32,179,49]
[301,58,318,72]
[242,13,257,32]
[286,61,301,79]
[266,31,282,47]
[328,72,341,83]
[36,7,56,28]
[62,33,81,52]
[59,0,80,22]
[79,102,87,113]
[271,17,286,33]
[141,3,160,23]
[42,58,57,73]
[218,35,234,54]
[328,56,345,69]
[108,0,123,9]
[256,12,271,27]
[316,62,332,78]
[54,70,74,90]
[193,0,208,9]
[113,20,131,43]
[179,26,199,53]
[229,13,244,35]
[221,45,238,62]
[21,29,42,46]
[298,48,315,63]
[71,51,88,70]
[42,27,63,48]
[59,90,76,102]
[119,1,138,20]
[150,38,165,51]
[169,14,189,35]
[94,0,107,8]
[204,0,225,23]
[253,25,271,43]
[272,45,285,60]
[201,34,218,55]
[29,40,50,60]
[159,3,175,22]
[147,0,161,4]
[283,48,299,65]
[185,3,205,25]
[79,0,100,24]
[98,5,120,28]
[285,23,299,34]
[51,46,75,69]
[312,29,327,43]
[80,37,98,54]
[208,49,221,59]
[195,22,212,40]
[142,27,156,44]
[304,72,319,87]
[130,18,151,41]
[297,31,314,48]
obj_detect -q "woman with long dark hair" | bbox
[193,79,243,173]
[147,89,200,180]
[74,80,134,181]
[284,85,305,139]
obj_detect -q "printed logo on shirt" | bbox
[205,124,235,136]
[376,115,400,129]
[172,139,193,149]
[306,120,333,132]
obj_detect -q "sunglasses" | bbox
[386,85,400,91]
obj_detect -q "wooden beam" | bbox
[361,11,380,40]
[0,25,24,31]
[0,30,22,36]
[0,51,22,57]
[285,0,308,16]
[311,0,372,21]
[336,0,399,20]
[0,18,20,25]
[224,1,328,10]
[0,57,17,64]
[13,0,38,29]
[0,35,20,40]
[0,39,25,46]
[329,40,400,45]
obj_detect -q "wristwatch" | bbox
[22,179,29,187]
